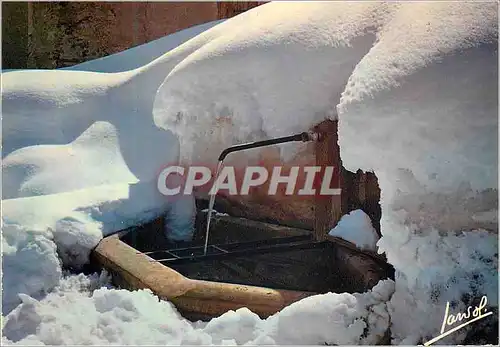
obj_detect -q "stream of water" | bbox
[203,160,224,255]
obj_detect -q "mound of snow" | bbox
[2,17,230,159]
[1,69,181,194]
[1,181,191,314]
[2,14,211,318]
[2,276,394,345]
[153,2,384,164]
[2,121,138,199]
[329,210,379,251]
[336,4,498,342]
[1,21,227,169]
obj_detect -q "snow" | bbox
[2,121,138,199]
[201,209,229,217]
[328,210,379,251]
[2,275,394,345]
[153,2,383,164]
[2,181,174,313]
[163,193,196,242]
[2,1,498,345]
[2,20,230,160]
[336,4,498,342]
[2,17,222,316]
[152,2,497,343]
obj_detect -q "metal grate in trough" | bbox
[116,210,395,294]
[141,234,320,264]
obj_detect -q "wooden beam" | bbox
[91,235,313,319]
[313,119,342,241]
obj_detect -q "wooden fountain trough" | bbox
[92,208,393,321]
[90,119,394,321]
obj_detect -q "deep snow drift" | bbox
[3,274,394,345]
[2,2,498,345]
[2,181,196,314]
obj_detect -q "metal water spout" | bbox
[218,131,319,162]
[204,131,320,255]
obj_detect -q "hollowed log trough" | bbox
[91,210,394,321]
[91,119,393,321]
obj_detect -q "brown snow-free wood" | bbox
[313,119,343,241]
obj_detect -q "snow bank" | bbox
[2,277,394,345]
[337,4,498,343]
[151,2,497,343]
[1,21,227,162]
[1,26,210,310]
[2,12,221,319]
[1,67,182,193]
[2,18,228,160]
[329,210,379,251]
[2,122,138,199]
[153,2,385,165]
[1,181,194,314]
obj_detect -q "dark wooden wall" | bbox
[2,2,266,69]
[196,120,382,237]
[217,2,267,18]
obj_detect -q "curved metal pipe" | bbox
[218,131,318,162]
[204,130,319,255]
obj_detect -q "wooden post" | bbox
[357,169,366,205]
[313,119,342,241]
[27,2,34,68]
